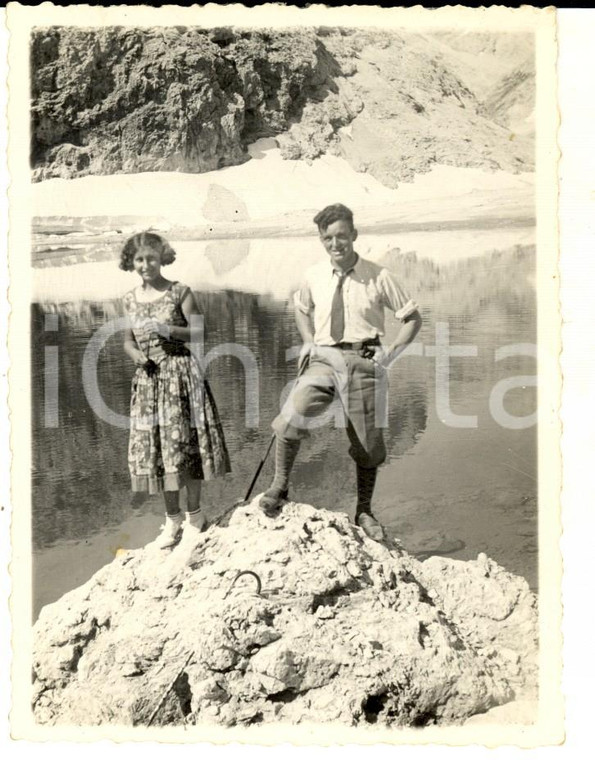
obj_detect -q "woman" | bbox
[120,231,231,549]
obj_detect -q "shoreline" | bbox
[31,230,535,303]
[32,213,535,263]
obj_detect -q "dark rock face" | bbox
[30,26,534,185]
[32,500,538,728]
[31,27,243,177]
[30,27,344,181]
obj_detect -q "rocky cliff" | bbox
[482,57,535,137]
[30,26,534,185]
[31,27,358,181]
[32,499,538,728]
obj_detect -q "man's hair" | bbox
[313,203,354,232]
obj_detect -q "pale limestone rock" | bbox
[32,500,538,728]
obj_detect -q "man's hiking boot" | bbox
[356,511,385,542]
[259,488,289,517]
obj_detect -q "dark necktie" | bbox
[330,272,347,343]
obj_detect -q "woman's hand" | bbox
[130,348,149,367]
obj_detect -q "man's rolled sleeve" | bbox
[380,269,419,321]
[293,283,313,315]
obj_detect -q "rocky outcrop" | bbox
[427,31,534,99]
[482,57,535,137]
[31,27,354,181]
[32,499,538,728]
[323,30,534,185]
[31,26,534,185]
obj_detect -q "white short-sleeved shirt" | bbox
[294,255,418,345]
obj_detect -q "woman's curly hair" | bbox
[119,231,177,271]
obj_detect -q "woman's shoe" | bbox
[259,487,288,517]
[186,509,209,531]
[176,509,209,552]
[356,512,385,542]
[153,513,184,549]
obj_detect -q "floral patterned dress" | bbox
[123,281,231,494]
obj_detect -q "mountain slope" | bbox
[482,56,535,137]
[320,30,533,186]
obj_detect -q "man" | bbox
[260,203,422,540]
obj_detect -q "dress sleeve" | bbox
[176,283,192,305]
[379,269,419,321]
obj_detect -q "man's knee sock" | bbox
[356,465,378,515]
[269,436,301,494]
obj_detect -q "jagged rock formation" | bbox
[320,30,533,185]
[426,31,534,99]
[482,57,535,137]
[31,26,534,185]
[31,27,351,180]
[32,500,538,728]
[402,32,535,140]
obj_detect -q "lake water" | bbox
[31,231,537,619]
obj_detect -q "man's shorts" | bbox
[272,346,388,469]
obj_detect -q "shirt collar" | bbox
[331,253,359,277]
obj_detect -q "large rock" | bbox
[32,500,538,728]
[31,27,348,181]
[30,27,534,186]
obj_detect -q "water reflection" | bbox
[32,288,429,547]
[31,244,537,617]
[205,239,250,277]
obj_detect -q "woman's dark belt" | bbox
[332,337,381,351]
[150,340,191,361]
[162,341,191,357]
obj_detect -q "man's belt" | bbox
[332,337,380,351]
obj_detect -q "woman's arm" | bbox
[169,289,201,343]
[123,327,148,366]
[144,289,201,344]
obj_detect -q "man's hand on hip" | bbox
[371,345,391,369]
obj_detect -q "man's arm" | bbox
[295,306,315,344]
[295,305,315,373]
[382,310,422,365]
[292,279,316,373]
[376,268,422,366]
